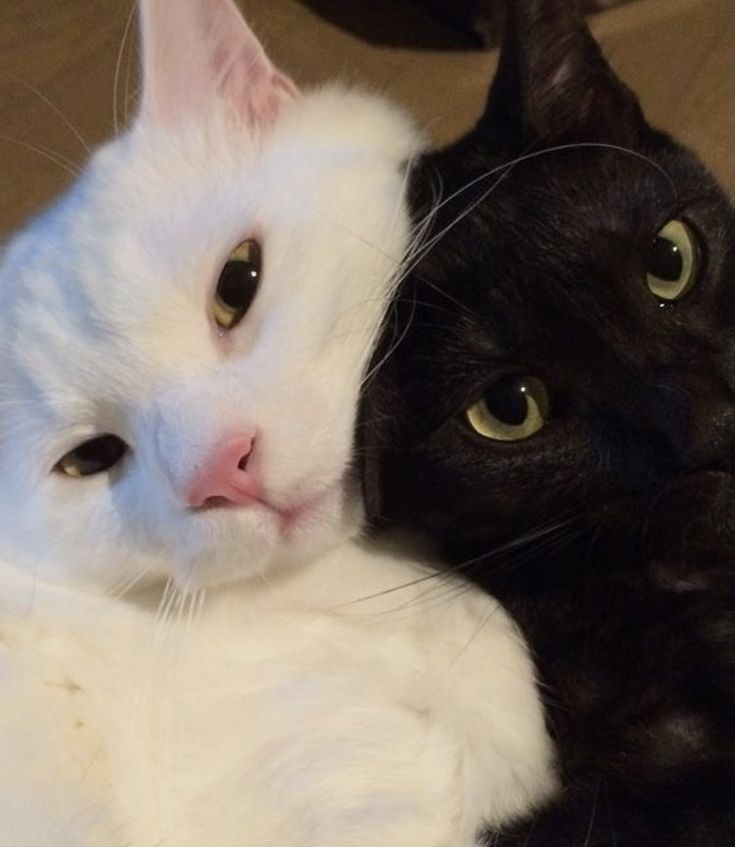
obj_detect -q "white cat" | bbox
[0,1,556,844]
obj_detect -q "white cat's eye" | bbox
[645,219,701,302]
[466,376,550,442]
[55,435,127,478]
[213,239,262,331]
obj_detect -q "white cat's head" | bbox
[0,0,420,592]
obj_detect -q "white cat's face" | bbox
[0,0,419,592]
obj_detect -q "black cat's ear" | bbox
[481,0,646,142]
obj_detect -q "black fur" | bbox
[363,0,735,842]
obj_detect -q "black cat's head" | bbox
[364,0,735,589]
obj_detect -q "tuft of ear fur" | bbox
[481,0,645,142]
[138,0,299,129]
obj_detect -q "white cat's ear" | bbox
[137,0,299,129]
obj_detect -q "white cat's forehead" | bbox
[0,87,419,412]
[2,87,416,307]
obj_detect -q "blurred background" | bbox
[0,0,733,235]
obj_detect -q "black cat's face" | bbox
[365,0,735,582]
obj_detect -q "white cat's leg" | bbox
[422,591,558,829]
[0,630,121,847]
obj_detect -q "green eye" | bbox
[466,376,550,442]
[645,219,701,302]
[213,239,262,330]
[55,435,127,477]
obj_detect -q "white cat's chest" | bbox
[0,543,556,847]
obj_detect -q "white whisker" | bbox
[402,142,677,284]
[107,564,154,599]
[8,74,91,157]
[113,2,138,136]
[0,134,80,177]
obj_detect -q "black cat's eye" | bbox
[55,435,128,478]
[645,219,701,302]
[466,376,550,442]
[213,239,262,331]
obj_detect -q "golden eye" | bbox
[55,435,127,477]
[213,239,262,331]
[466,376,550,442]
[645,219,701,302]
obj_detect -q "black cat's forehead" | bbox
[404,125,735,409]
[418,125,730,300]
[426,124,720,232]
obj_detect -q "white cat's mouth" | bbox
[169,481,358,590]
[190,485,336,536]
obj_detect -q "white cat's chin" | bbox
[168,483,363,591]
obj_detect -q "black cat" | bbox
[364,0,735,843]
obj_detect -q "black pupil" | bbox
[646,236,683,282]
[217,259,259,312]
[65,435,126,475]
[483,378,529,426]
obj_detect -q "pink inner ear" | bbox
[139,0,299,130]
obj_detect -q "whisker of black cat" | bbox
[394,531,577,613]
[448,598,504,668]
[410,276,482,324]
[378,147,424,275]
[401,142,678,287]
[401,138,542,282]
[602,780,620,847]
[402,169,514,283]
[582,778,602,847]
[404,159,443,256]
[456,513,584,572]
[366,579,478,621]
[378,297,466,318]
[359,287,420,391]
[342,513,583,613]
[361,192,439,377]
[407,155,474,240]
[337,566,463,609]
[459,527,588,596]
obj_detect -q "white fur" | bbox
[0,541,555,846]
[0,0,556,842]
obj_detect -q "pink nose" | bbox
[186,436,258,508]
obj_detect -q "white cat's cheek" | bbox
[0,470,160,593]
[159,483,361,591]
[283,479,363,549]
